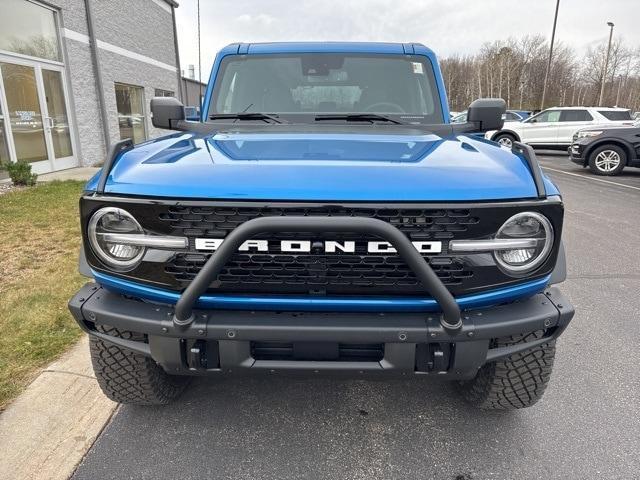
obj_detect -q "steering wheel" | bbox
[363,102,405,113]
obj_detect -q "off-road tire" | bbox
[588,144,626,176]
[457,330,556,410]
[493,132,517,148]
[90,325,189,405]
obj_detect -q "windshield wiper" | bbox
[209,113,288,124]
[314,114,406,125]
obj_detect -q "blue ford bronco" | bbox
[68,42,574,409]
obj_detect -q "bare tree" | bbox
[439,35,640,112]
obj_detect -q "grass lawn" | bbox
[0,181,86,410]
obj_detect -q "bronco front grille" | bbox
[80,198,563,298]
[159,205,479,296]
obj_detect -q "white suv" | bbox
[485,107,634,148]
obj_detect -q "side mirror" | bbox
[466,98,506,132]
[150,96,185,130]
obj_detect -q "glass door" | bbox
[0,62,49,171]
[0,55,77,174]
[41,67,75,169]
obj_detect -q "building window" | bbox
[0,0,61,61]
[154,89,174,97]
[115,83,146,144]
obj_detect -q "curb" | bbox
[36,167,101,183]
[0,336,116,480]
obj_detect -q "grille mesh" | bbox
[159,205,480,240]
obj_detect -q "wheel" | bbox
[457,330,556,410]
[90,325,189,405]
[493,133,516,148]
[588,144,626,176]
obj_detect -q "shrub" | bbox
[1,160,38,186]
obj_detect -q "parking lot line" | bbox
[541,166,640,192]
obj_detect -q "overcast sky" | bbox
[175,0,640,82]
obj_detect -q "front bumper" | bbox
[569,142,586,164]
[69,283,574,379]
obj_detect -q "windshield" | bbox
[209,53,444,123]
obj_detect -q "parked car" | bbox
[506,109,532,121]
[451,111,467,123]
[569,125,640,175]
[69,42,574,410]
[452,109,528,124]
[485,107,635,149]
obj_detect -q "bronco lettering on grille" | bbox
[194,239,442,254]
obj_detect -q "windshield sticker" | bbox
[411,62,424,74]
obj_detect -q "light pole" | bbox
[598,21,615,106]
[540,0,560,111]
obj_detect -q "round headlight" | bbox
[494,212,554,274]
[88,207,145,270]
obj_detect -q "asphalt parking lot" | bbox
[73,154,640,480]
[537,151,640,190]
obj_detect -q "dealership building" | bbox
[0,0,182,177]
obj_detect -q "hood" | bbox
[90,129,550,201]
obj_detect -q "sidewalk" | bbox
[0,337,116,480]
[37,167,100,182]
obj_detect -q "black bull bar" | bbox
[172,216,463,334]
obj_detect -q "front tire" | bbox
[457,330,556,410]
[493,133,516,148]
[90,325,189,405]
[588,144,626,176]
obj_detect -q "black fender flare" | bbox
[78,246,93,278]
[549,241,566,285]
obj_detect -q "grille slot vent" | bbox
[251,342,384,362]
